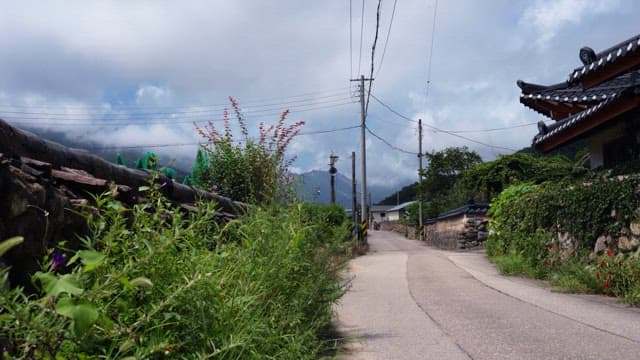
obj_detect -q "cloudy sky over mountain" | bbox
[0,0,637,187]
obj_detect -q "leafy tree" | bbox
[194,97,304,205]
[421,146,482,217]
[458,152,577,202]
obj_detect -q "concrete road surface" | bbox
[334,230,640,359]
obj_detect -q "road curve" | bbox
[334,230,640,359]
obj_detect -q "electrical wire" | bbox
[3,100,358,126]
[349,0,353,78]
[86,125,361,151]
[357,0,366,76]
[370,94,518,152]
[365,0,383,116]
[1,95,355,120]
[375,0,398,78]
[425,0,438,101]
[365,125,418,155]
[0,86,354,111]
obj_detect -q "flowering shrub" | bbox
[194,97,304,205]
[591,249,640,304]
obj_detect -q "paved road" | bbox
[334,230,640,359]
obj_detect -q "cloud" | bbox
[520,0,620,48]
[0,0,637,189]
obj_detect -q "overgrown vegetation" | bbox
[486,176,640,305]
[1,184,351,358]
[402,148,578,222]
[194,97,304,205]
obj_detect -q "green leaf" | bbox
[35,272,83,296]
[77,250,105,271]
[0,236,23,257]
[138,186,150,192]
[129,277,153,288]
[56,297,99,334]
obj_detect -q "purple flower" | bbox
[50,252,66,270]
[211,184,219,191]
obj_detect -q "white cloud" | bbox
[135,85,173,106]
[521,0,620,48]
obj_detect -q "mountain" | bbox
[294,170,397,208]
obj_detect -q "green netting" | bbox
[161,167,176,179]
[192,147,209,183]
[182,174,194,186]
[115,153,126,167]
[143,152,159,170]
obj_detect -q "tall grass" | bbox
[1,185,350,359]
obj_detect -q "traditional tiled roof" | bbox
[532,91,624,146]
[518,33,640,152]
[519,71,640,119]
[433,203,489,221]
[568,34,640,86]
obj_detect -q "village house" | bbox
[518,33,640,168]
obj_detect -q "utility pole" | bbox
[418,119,424,241]
[350,75,372,237]
[329,154,339,204]
[351,152,358,242]
[368,192,373,229]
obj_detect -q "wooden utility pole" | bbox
[418,119,424,240]
[351,152,358,242]
[351,75,373,239]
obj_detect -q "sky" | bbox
[0,0,638,189]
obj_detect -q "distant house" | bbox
[386,201,416,222]
[519,33,640,168]
[370,205,394,223]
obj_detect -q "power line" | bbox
[370,94,418,123]
[370,94,517,152]
[86,125,361,151]
[365,0,383,116]
[0,93,354,119]
[425,0,438,101]
[349,0,353,78]
[447,122,537,133]
[376,0,398,78]
[0,86,353,111]
[357,0,366,76]
[299,124,360,135]
[365,125,418,155]
[3,100,357,126]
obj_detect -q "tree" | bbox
[458,152,576,202]
[421,146,482,218]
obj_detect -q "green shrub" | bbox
[486,175,640,303]
[1,184,349,358]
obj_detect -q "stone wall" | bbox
[425,215,488,250]
[379,221,418,240]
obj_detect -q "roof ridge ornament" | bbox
[579,47,597,65]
